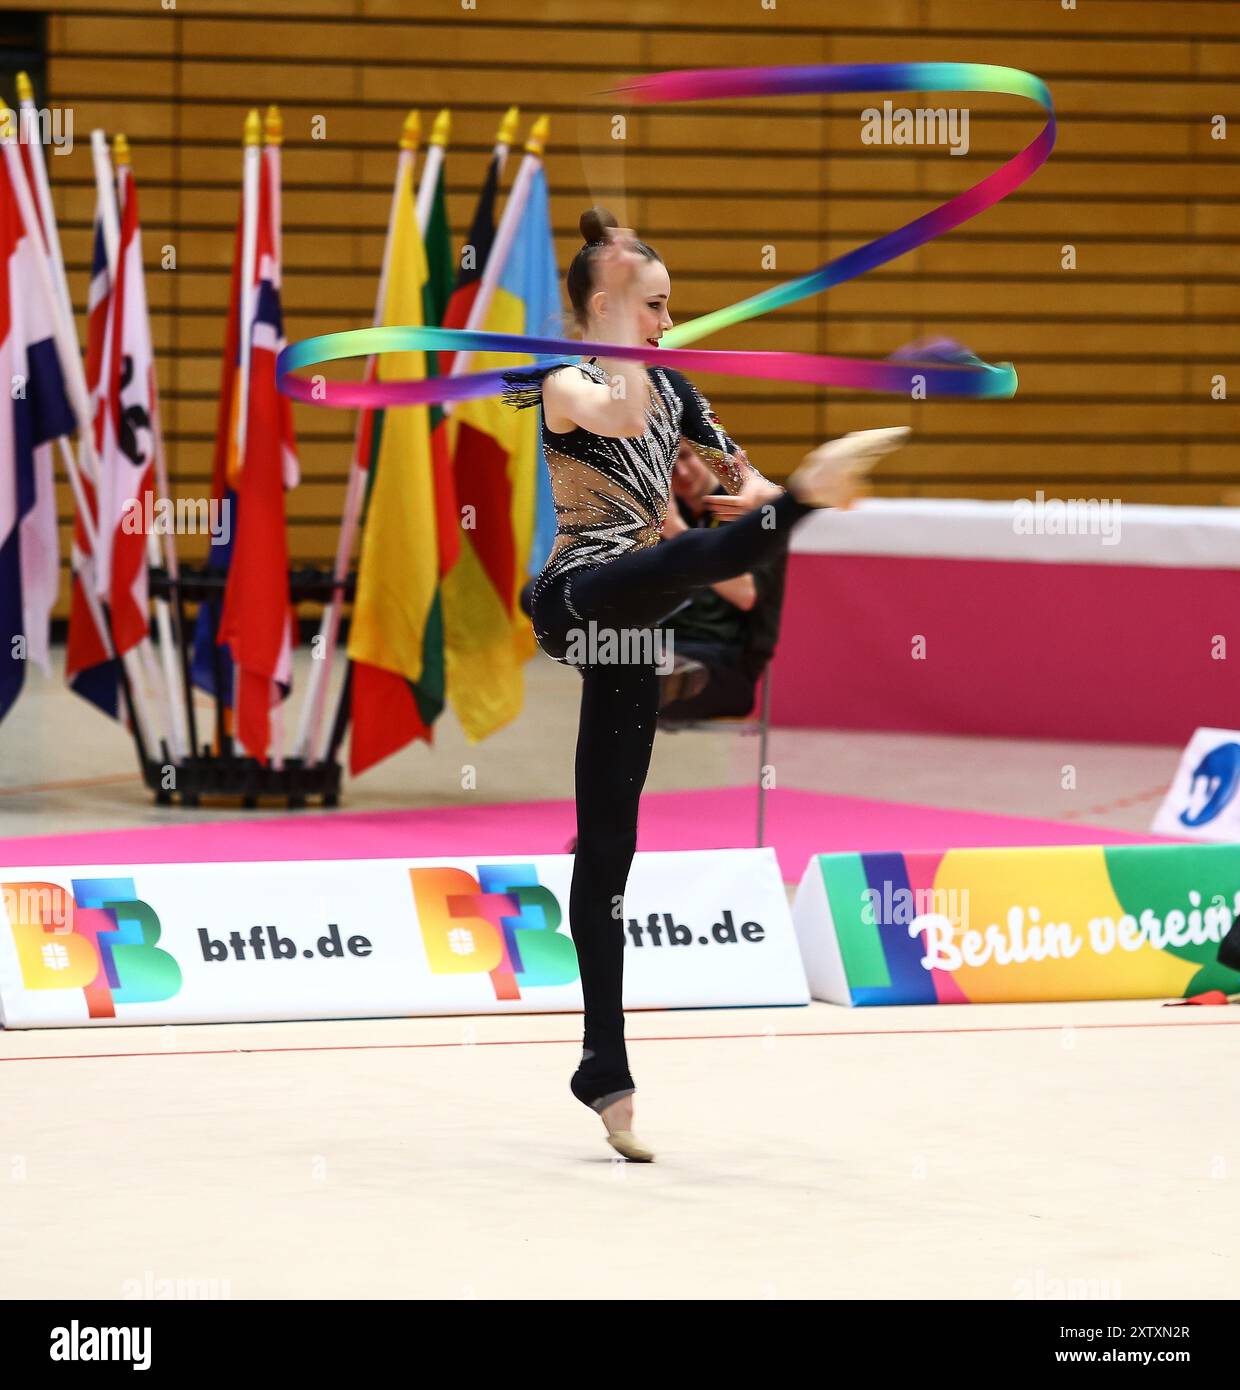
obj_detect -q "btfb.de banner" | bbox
[0,849,805,1028]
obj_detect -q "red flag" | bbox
[216,149,296,763]
[94,162,155,659]
[65,201,119,715]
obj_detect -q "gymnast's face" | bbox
[590,256,674,349]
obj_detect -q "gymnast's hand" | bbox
[596,226,646,299]
[701,462,786,520]
[661,502,690,538]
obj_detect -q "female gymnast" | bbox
[502,207,909,1162]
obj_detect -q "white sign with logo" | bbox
[0,849,806,1028]
[1152,727,1240,842]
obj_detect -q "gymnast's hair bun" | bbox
[579,206,619,245]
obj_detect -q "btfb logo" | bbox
[410,863,577,1000]
[1,877,182,1018]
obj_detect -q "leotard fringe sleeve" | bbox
[661,366,776,496]
[501,361,589,411]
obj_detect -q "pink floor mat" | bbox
[0,786,1178,877]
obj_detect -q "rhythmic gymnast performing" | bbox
[277,60,1055,1164]
[502,208,909,1161]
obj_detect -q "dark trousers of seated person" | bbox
[661,640,758,720]
[522,579,762,722]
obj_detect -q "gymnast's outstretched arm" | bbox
[662,367,777,496]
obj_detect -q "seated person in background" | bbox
[656,438,790,720]
[517,439,790,721]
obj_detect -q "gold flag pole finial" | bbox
[429,108,450,148]
[113,132,131,167]
[0,105,12,140]
[400,109,420,150]
[264,104,283,146]
[15,71,32,104]
[525,114,549,156]
[497,105,519,145]
[243,108,262,147]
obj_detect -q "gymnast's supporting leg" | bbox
[566,492,814,1118]
[567,657,660,1113]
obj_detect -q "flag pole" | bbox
[443,113,548,401]
[15,80,122,700]
[15,74,73,337]
[432,104,517,457]
[302,106,520,766]
[114,134,189,760]
[205,111,262,762]
[415,107,448,231]
[494,104,520,178]
[292,108,424,764]
[137,160,197,760]
[0,108,160,768]
[109,130,191,761]
[30,116,123,736]
[82,128,163,759]
[91,133,177,762]
[265,105,288,772]
[235,110,262,479]
[97,135,165,764]
[310,108,534,766]
[266,106,283,273]
[229,109,262,761]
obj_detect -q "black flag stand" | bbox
[138,565,352,809]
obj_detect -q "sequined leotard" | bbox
[502,357,774,663]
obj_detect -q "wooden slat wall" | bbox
[18,0,1240,617]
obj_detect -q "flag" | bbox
[15,126,60,678]
[93,157,156,660]
[425,149,499,549]
[422,139,461,609]
[65,197,120,716]
[441,164,562,742]
[422,147,456,336]
[345,152,456,776]
[516,172,563,580]
[83,212,111,454]
[0,149,74,724]
[436,152,500,378]
[420,142,459,584]
[189,200,242,700]
[215,145,298,763]
[192,138,298,714]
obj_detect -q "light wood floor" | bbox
[2,1001,1236,1299]
[3,652,1233,1299]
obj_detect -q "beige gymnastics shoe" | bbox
[788,426,912,509]
[597,1092,655,1161]
[606,1129,656,1162]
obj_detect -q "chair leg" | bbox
[756,668,772,847]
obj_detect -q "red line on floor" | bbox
[1058,784,1169,821]
[1,1016,1237,1063]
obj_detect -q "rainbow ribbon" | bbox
[278,62,1055,408]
